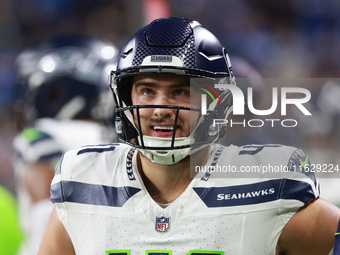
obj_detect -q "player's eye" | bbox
[174,89,187,96]
[143,89,154,96]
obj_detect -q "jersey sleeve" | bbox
[281,147,320,202]
[229,144,320,209]
[276,147,320,228]
[50,143,124,205]
[49,155,64,205]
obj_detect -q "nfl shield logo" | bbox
[155,216,170,233]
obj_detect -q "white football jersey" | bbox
[51,143,319,255]
[13,118,113,255]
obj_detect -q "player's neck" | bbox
[137,147,210,204]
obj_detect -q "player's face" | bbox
[131,74,201,138]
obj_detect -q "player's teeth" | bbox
[154,126,174,131]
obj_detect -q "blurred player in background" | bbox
[11,34,118,255]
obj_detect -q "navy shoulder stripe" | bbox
[280,179,316,203]
[51,181,141,207]
[194,178,316,208]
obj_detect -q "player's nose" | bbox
[152,94,176,118]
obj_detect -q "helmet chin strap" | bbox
[137,135,210,165]
[137,135,192,165]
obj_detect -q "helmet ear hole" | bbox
[123,115,139,141]
[218,124,227,140]
[118,77,133,106]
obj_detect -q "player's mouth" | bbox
[151,125,178,137]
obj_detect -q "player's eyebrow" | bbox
[133,79,190,89]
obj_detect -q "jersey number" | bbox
[239,145,281,155]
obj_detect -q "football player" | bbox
[39,18,340,254]
[12,34,118,255]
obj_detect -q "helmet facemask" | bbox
[110,17,236,165]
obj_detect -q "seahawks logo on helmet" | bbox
[150,55,173,62]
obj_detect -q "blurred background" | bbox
[0,0,339,203]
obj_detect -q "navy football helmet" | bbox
[110,17,235,164]
[12,34,118,130]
